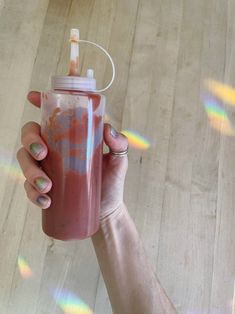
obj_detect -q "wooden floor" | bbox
[0,0,235,313]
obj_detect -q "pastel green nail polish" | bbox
[29,143,44,156]
[34,177,49,191]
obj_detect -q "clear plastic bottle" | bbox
[40,73,105,240]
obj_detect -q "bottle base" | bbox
[42,223,100,241]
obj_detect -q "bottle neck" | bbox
[51,88,101,98]
[51,75,97,92]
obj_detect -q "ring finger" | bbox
[24,180,51,209]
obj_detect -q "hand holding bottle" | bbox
[17,91,129,223]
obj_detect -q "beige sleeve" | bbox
[91,203,178,314]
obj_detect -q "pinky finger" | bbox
[24,180,51,209]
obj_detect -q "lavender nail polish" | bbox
[37,196,49,207]
[110,126,118,138]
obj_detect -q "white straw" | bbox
[67,29,116,91]
[69,28,80,75]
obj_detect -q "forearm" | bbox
[91,203,178,314]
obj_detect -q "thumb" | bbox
[103,124,128,153]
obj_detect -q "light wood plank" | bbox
[0,1,49,312]
[1,0,235,313]
[155,0,221,313]
[209,0,235,312]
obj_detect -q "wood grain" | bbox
[0,0,234,313]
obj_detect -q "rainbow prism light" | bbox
[17,255,33,278]
[0,148,24,182]
[53,289,93,314]
[201,94,235,136]
[121,129,151,150]
[204,79,235,107]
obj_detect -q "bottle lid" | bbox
[52,69,96,92]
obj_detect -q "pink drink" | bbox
[40,90,105,240]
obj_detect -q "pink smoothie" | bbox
[40,92,103,240]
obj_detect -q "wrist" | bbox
[100,202,125,223]
[91,202,125,241]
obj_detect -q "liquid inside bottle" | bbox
[40,89,105,240]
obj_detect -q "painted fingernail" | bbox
[29,143,44,157]
[34,177,49,192]
[110,126,119,138]
[37,196,49,207]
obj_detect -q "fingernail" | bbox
[29,143,44,157]
[28,90,38,95]
[110,126,119,138]
[27,91,36,100]
[34,177,49,192]
[37,196,49,207]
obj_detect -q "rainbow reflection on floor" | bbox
[204,79,235,107]
[202,95,235,136]
[0,149,25,182]
[104,113,151,150]
[53,289,93,314]
[120,129,151,149]
[202,78,235,136]
[17,256,33,278]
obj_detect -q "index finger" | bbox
[27,91,41,108]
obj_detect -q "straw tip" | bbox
[70,28,80,42]
[87,69,94,78]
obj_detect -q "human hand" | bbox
[17,91,129,220]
